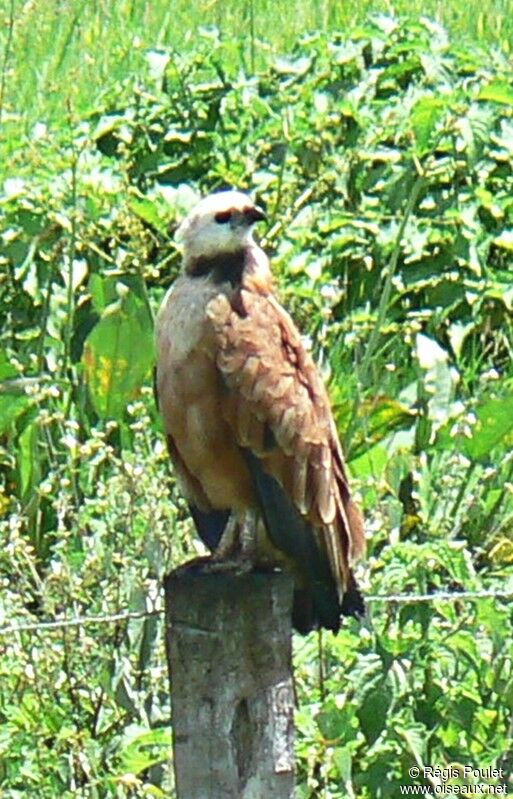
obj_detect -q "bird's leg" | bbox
[201,510,257,575]
[239,508,258,562]
[212,513,240,560]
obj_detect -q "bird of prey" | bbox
[155,190,365,633]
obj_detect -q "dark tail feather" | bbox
[291,588,338,634]
[242,448,358,634]
[293,573,365,633]
[341,576,366,618]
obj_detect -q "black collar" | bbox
[187,250,246,287]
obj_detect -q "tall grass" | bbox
[2,0,513,150]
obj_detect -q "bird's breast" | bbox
[155,276,255,511]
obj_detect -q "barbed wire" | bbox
[0,609,162,638]
[0,586,511,638]
[367,587,513,604]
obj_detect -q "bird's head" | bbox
[175,190,267,264]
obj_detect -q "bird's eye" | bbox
[215,210,232,224]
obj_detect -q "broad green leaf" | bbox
[88,273,151,314]
[273,55,312,76]
[483,281,513,311]
[114,675,139,716]
[0,391,30,435]
[493,230,513,252]
[333,746,352,782]
[396,720,428,764]
[93,112,128,141]
[346,397,415,459]
[410,96,447,154]
[317,701,358,745]
[0,351,22,383]
[432,543,475,584]
[441,631,482,669]
[464,393,513,461]
[357,682,391,745]
[83,288,154,420]
[450,694,480,728]
[0,352,31,433]
[379,541,476,585]
[488,537,513,566]
[128,196,169,232]
[349,443,388,481]
[118,726,171,775]
[89,273,117,313]
[478,80,513,106]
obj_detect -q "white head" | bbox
[175,190,266,264]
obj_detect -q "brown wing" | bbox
[206,288,365,599]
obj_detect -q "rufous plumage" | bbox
[155,190,365,632]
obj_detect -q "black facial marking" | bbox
[215,210,233,224]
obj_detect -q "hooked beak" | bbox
[243,205,267,224]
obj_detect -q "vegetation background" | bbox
[1,1,513,796]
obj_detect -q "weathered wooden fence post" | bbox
[164,570,296,799]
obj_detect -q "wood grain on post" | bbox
[164,570,295,799]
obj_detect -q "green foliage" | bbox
[83,276,154,420]
[3,0,513,155]
[1,15,513,798]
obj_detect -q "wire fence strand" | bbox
[1,586,512,638]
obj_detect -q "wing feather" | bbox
[206,287,365,599]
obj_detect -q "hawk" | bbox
[155,190,365,633]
